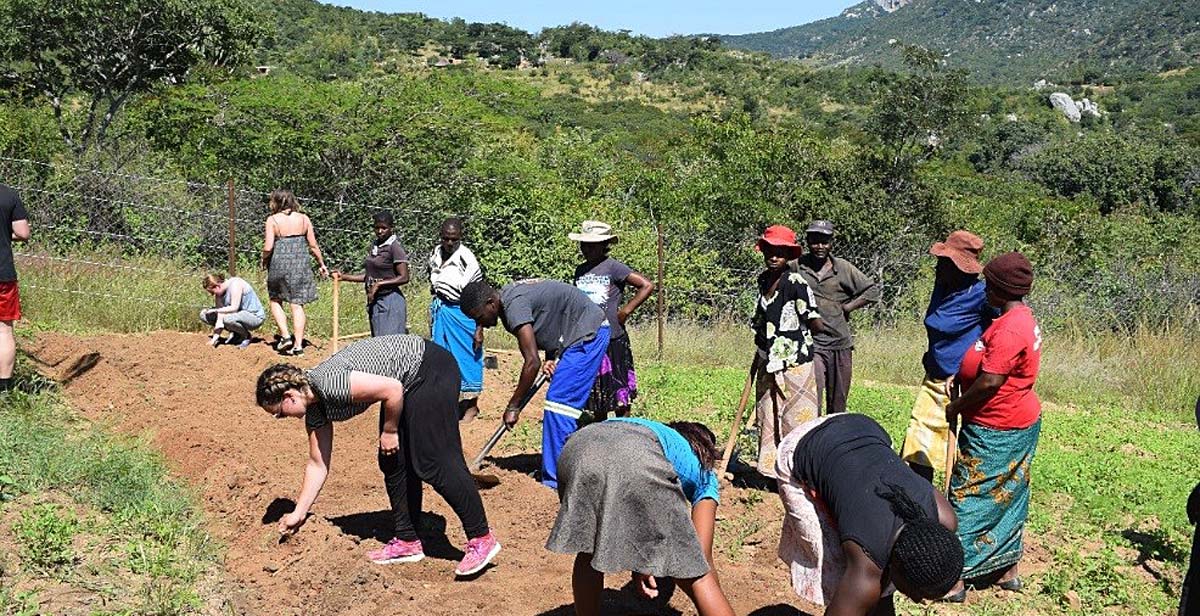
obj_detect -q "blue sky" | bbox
[323,1,861,37]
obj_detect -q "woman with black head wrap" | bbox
[775,414,963,615]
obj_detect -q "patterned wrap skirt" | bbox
[584,333,638,416]
[755,361,820,479]
[950,419,1041,579]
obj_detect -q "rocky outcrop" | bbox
[1049,93,1081,122]
[874,0,912,12]
[1049,92,1103,122]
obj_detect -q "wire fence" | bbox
[4,155,936,345]
[13,154,1188,346]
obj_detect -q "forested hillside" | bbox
[0,0,1197,328]
[721,0,1200,84]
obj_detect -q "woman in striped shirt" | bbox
[427,217,486,422]
[254,334,501,577]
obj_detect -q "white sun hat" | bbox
[568,220,619,244]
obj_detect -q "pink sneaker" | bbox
[455,531,501,576]
[367,538,424,565]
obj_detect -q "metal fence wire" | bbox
[6,155,1193,339]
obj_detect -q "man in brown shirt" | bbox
[792,220,881,414]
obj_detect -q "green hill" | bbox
[720,0,1200,83]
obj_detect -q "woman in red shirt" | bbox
[942,252,1042,602]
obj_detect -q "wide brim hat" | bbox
[756,225,803,255]
[930,230,984,275]
[568,220,619,244]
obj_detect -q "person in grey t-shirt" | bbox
[461,279,610,489]
[570,220,655,419]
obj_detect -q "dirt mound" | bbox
[27,332,804,615]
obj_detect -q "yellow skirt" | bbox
[900,373,951,471]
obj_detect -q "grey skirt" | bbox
[545,421,710,579]
[267,236,318,305]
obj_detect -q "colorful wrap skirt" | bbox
[950,419,1041,579]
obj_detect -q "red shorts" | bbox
[0,281,21,321]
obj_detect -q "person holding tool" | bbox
[460,279,609,489]
[333,211,411,336]
[750,225,826,480]
[254,334,501,577]
[899,230,992,484]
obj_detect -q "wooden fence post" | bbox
[656,224,666,360]
[226,179,236,277]
[331,273,340,352]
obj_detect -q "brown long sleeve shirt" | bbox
[792,255,882,351]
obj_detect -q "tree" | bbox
[0,0,261,158]
[868,44,973,191]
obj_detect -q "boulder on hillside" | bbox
[1049,92,1081,122]
[1077,97,1102,118]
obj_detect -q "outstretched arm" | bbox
[504,324,541,426]
[280,423,334,534]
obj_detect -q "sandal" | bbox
[998,577,1023,592]
[273,336,293,352]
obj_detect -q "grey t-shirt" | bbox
[500,279,606,354]
[0,185,28,282]
[574,258,633,339]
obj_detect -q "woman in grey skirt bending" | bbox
[546,418,734,616]
[334,211,410,336]
[262,189,328,356]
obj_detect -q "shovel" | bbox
[469,373,549,487]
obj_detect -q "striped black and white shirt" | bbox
[305,335,425,430]
[428,244,482,303]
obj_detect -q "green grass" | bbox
[0,359,221,615]
[13,252,1199,614]
[630,365,1191,615]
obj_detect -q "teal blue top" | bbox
[610,417,720,505]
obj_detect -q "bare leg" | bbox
[676,572,734,616]
[0,319,14,380]
[291,304,306,351]
[269,300,290,340]
[571,554,603,616]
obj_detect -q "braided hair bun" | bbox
[878,482,963,598]
[256,364,309,407]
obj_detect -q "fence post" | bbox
[331,273,340,353]
[656,224,665,361]
[226,179,236,277]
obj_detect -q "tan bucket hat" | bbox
[568,220,619,244]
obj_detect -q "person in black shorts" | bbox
[254,334,500,577]
[775,414,963,615]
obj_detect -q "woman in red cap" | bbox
[941,251,1042,602]
[749,225,827,481]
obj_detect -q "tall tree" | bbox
[0,0,261,158]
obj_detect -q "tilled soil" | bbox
[27,331,806,616]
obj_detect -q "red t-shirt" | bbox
[956,304,1042,429]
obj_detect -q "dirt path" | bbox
[28,332,807,616]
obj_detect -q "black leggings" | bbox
[378,343,489,542]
